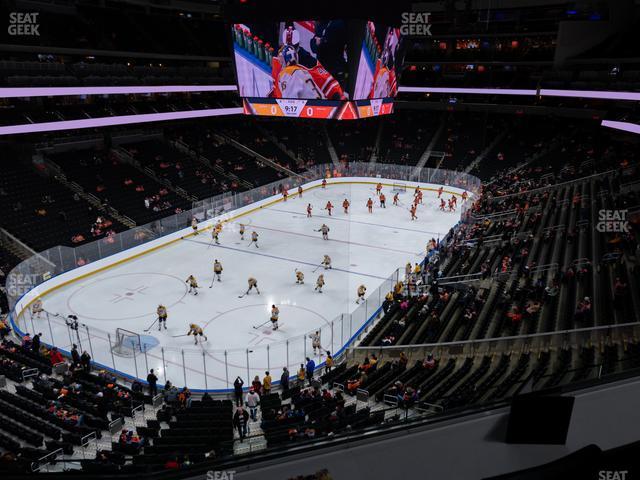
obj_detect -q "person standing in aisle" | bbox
[233,376,244,407]
[280,367,290,393]
[246,388,260,422]
[147,369,158,396]
[305,357,315,386]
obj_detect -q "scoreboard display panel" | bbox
[231,19,403,119]
[242,98,394,119]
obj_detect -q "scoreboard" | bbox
[243,98,394,120]
[231,19,404,121]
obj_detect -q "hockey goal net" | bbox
[392,182,407,193]
[112,328,143,357]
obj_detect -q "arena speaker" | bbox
[505,392,575,445]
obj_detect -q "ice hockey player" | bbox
[272,45,345,100]
[450,194,458,208]
[309,330,322,354]
[321,179,327,189]
[157,305,168,330]
[448,198,456,212]
[410,204,418,221]
[270,305,280,331]
[31,298,44,319]
[246,277,260,295]
[440,198,446,211]
[437,186,444,198]
[376,182,383,195]
[322,254,332,270]
[295,270,305,285]
[325,201,333,216]
[319,223,330,240]
[393,192,400,206]
[366,198,373,213]
[239,223,245,240]
[191,217,198,235]
[306,204,313,218]
[342,198,350,214]
[213,259,223,281]
[185,275,199,295]
[250,230,259,248]
[212,228,220,245]
[315,274,325,293]
[356,285,367,304]
[187,323,208,345]
[414,186,421,197]
[282,190,288,202]
[380,193,386,208]
[298,185,303,198]
[416,189,423,204]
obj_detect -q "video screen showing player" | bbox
[232,20,349,100]
[353,22,403,100]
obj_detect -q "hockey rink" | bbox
[15,179,467,390]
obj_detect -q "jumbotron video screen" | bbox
[231,20,403,119]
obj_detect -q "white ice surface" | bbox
[19,181,464,390]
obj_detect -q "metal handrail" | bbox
[349,321,640,351]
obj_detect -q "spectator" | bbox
[233,376,244,406]
[80,351,91,371]
[31,332,42,353]
[233,406,250,442]
[305,357,315,385]
[147,369,158,396]
[71,344,80,366]
[246,388,260,421]
[297,364,305,384]
[49,347,64,365]
[423,354,436,369]
[251,375,262,396]
[280,367,290,392]
[263,371,272,396]
[325,352,334,374]
[0,318,10,339]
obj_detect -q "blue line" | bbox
[183,237,388,280]
[268,207,446,236]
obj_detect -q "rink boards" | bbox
[8,177,470,389]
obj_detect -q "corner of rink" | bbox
[10,177,472,391]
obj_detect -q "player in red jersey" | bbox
[325,201,334,216]
[366,198,373,213]
[410,204,418,220]
[342,198,350,214]
[271,46,346,100]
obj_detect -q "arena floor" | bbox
[20,180,466,390]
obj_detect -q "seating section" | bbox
[0,153,126,251]
[122,140,229,200]
[48,150,191,225]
